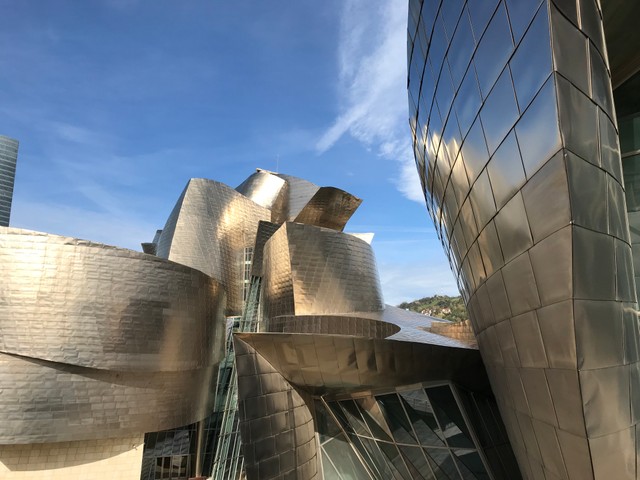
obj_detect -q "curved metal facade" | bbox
[408,1,640,478]
[156,178,271,315]
[261,222,384,319]
[0,227,226,444]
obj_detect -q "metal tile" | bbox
[588,426,635,479]
[545,369,585,437]
[556,75,599,166]
[528,226,572,306]
[510,311,547,368]
[486,270,512,322]
[470,168,497,231]
[501,252,541,316]
[556,429,594,480]
[494,192,533,264]
[574,299,624,370]
[529,419,566,478]
[509,5,552,114]
[550,4,590,96]
[480,67,520,155]
[461,117,490,185]
[473,2,514,97]
[521,150,570,243]
[573,226,616,300]
[514,76,562,178]
[487,130,526,210]
[520,369,557,427]
[477,220,504,279]
[580,364,631,437]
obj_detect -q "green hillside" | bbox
[397,295,468,322]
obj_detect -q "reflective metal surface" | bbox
[0,227,226,444]
[408,0,640,478]
[261,222,384,319]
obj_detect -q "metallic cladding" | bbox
[293,186,362,232]
[0,135,18,227]
[235,169,287,211]
[408,0,639,478]
[234,337,319,480]
[261,222,385,320]
[0,227,226,444]
[156,178,271,315]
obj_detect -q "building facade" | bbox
[0,135,18,227]
[0,168,518,480]
[408,0,640,478]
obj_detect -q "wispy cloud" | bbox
[317,0,423,203]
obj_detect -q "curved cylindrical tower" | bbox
[408,0,640,478]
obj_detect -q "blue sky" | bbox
[0,0,457,304]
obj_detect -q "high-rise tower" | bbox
[0,135,18,227]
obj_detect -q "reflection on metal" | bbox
[1,166,515,480]
[156,178,271,316]
[262,222,385,319]
[0,227,226,444]
[294,186,362,231]
[0,135,18,227]
[408,0,640,478]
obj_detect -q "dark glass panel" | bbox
[315,400,342,444]
[377,393,418,444]
[424,448,460,479]
[356,435,398,479]
[453,449,490,480]
[355,397,394,442]
[323,435,373,480]
[426,386,474,448]
[340,400,373,437]
[399,444,436,479]
[398,389,446,446]
[327,401,356,436]
[377,441,414,479]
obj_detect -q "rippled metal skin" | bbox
[0,135,18,227]
[261,222,384,320]
[0,227,226,444]
[234,337,319,480]
[235,169,287,211]
[234,306,497,480]
[236,332,488,396]
[408,1,639,478]
[236,204,510,479]
[294,186,362,231]
[156,178,270,315]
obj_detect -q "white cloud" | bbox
[317,0,423,203]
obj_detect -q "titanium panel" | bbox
[293,186,362,232]
[0,228,225,372]
[235,168,287,211]
[156,178,270,315]
[262,223,384,320]
[407,0,640,477]
[0,228,225,444]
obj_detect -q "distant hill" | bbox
[397,295,468,322]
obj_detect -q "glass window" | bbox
[322,435,373,480]
[424,448,461,480]
[377,394,418,444]
[398,389,446,447]
[425,386,474,448]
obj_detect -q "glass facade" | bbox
[0,135,18,227]
[315,384,510,480]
